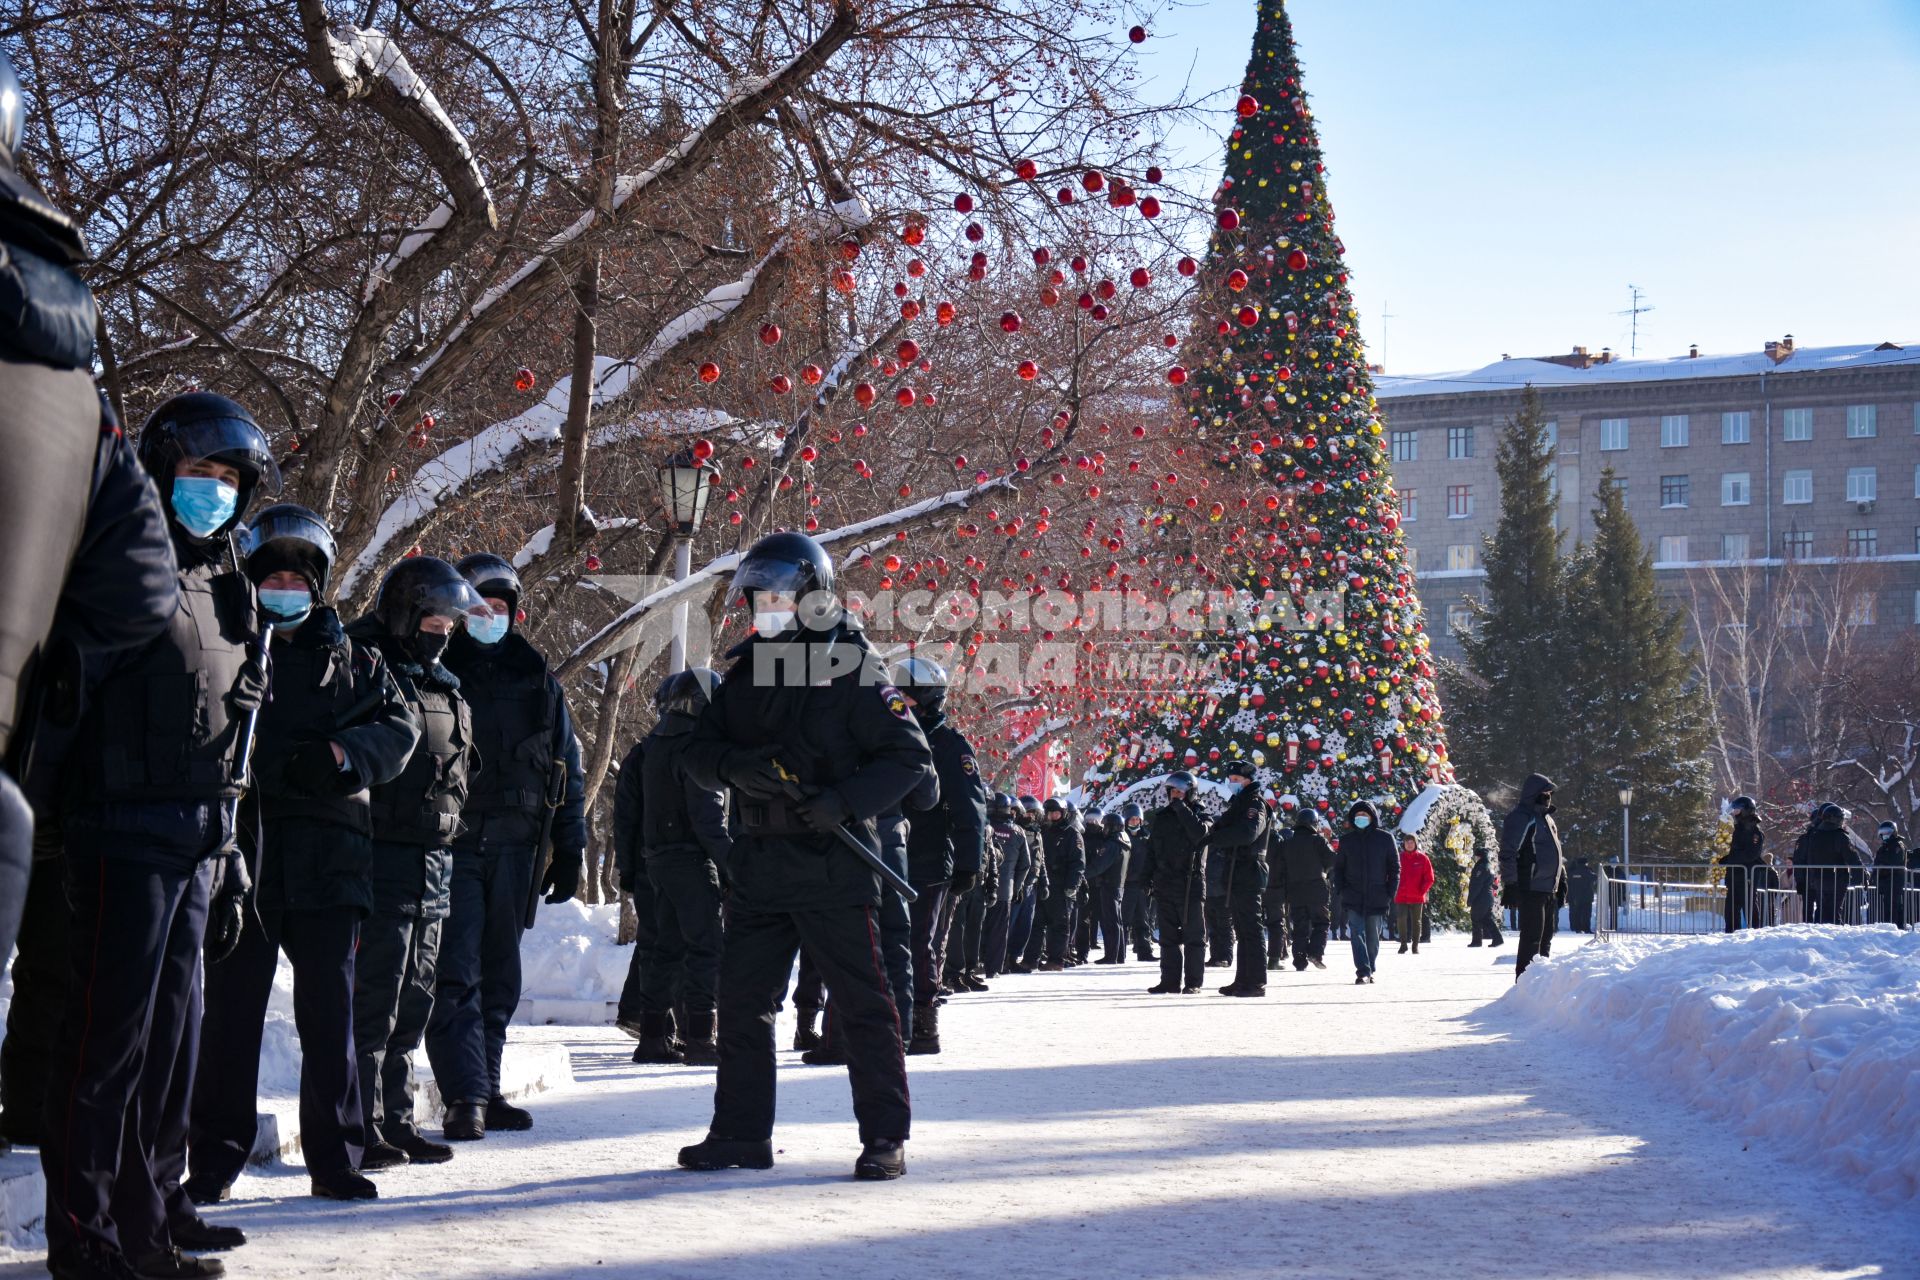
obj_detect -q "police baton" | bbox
[771,759,918,903]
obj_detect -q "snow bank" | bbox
[516,899,630,1018]
[1499,927,1920,1205]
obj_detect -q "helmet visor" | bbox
[242,508,337,567]
[726,556,814,609]
[171,416,283,496]
[415,577,491,628]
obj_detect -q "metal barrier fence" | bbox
[1596,864,1917,938]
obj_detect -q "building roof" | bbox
[1374,341,1920,401]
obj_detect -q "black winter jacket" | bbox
[442,628,587,857]
[1276,821,1337,910]
[1468,857,1497,915]
[1040,814,1087,892]
[1088,826,1130,883]
[904,708,986,885]
[1498,772,1565,895]
[1332,800,1399,915]
[1146,797,1209,899]
[1206,787,1269,897]
[613,712,731,894]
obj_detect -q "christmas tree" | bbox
[1093,0,1453,829]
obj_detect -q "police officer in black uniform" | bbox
[1119,802,1154,961]
[620,669,731,1066]
[1037,798,1085,971]
[676,532,929,1181]
[1087,811,1131,963]
[1214,763,1272,997]
[40,392,278,1280]
[980,793,1027,979]
[0,48,180,1160]
[347,559,482,1160]
[185,506,421,1205]
[893,656,985,1055]
[1009,795,1048,972]
[1146,772,1210,994]
[427,553,586,1137]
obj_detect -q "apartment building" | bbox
[1374,338,1920,662]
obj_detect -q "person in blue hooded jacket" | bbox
[1331,799,1397,984]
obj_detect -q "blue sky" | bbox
[1130,0,1920,374]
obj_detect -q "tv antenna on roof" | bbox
[1617,285,1654,356]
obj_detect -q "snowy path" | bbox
[13,935,1919,1279]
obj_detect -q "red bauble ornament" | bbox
[853,382,877,407]
[896,386,916,407]
[1128,23,1146,42]
[1226,268,1249,292]
[1236,94,1260,118]
[1139,196,1161,219]
[953,193,975,213]
[769,374,793,395]
[1081,170,1105,193]
[800,363,824,386]
[691,438,714,461]
[1015,158,1038,181]
[1217,208,1241,231]
[513,366,536,392]
[1129,267,1151,288]
[758,323,782,346]
[1177,256,1199,277]
[696,362,721,384]
[897,338,921,363]
[1167,365,1188,385]
[1287,248,1309,271]
[1000,310,1023,333]
[1016,360,1039,381]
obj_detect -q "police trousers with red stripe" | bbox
[711,904,910,1144]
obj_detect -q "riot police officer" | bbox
[1213,762,1272,997]
[1146,772,1210,994]
[427,554,586,1136]
[1037,798,1085,971]
[893,656,985,1055]
[1009,795,1049,972]
[1087,811,1130,963]
[348,559,483,1160]
[186,506,421,1205]
[1119,802,1155,961]
[621,669,731,1066]
[677,532,929,1181]
[40,392,279,1280]
[980,793,1027,979]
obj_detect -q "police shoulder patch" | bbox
[879,684,913,720]
[960,754,977,775]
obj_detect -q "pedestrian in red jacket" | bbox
[1395,834,1435,954]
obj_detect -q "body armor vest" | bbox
[371,663,470,846]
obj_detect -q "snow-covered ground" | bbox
[5,929,1911,1278]
[1500,925,1920,1207]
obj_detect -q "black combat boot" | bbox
[181,1175,231,1206]
[442,1101,486,1141]
[854,1139,906,1180]
[677,1135,774,1170]
[679,1010,721,1066]
[1231,986,1266,998]
[801,1034,848,1066]
[906,1002,940,1055]
[1146,981,1178,994]
[168,1216,246,1252]
[47,1239,141,1280]
[487,1096,534,1131]
[632,1010,684,1064]
[961,969,991,992]
[359,1138,411,1171]
[130,1248,224,1279]
[309,1169,378,1201]
[383,1125,455,1164]
[793,1005,822,1051]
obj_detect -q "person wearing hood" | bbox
[1795,803,1861,924]
[980,793,1029,979]
[1498,773,1564,978]
[1331,800,1398,984]
[1086,811,1131,964]
[1213,762,1272,996]
[1718,796,1765,932]
[1037,797,1087,971]
[1145,772,1211,994]
[1467,849,1503,947]
[676,533,929,1181]
[1276,808,1335,970]
[619,669,732,1066]
[1119,802,1155,962]
[186,506,420,1209]
[1870,821,1906,927]
[423,554,586,1139]
[346,558,483,1172]
[40,394,276,1280]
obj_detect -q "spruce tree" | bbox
[1095,0,1453,825]
[1556,470,1716,858]
[1440,385,1565,795]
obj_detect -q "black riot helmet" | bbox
[242,503,337,597]
[1165,770,1196,796]
[1017,794,1043,826]
[728,531,840,634]
[373,556,488,640]
[988,792,1016,823]
[1120,801,1144,825]
[136,392,282,536]
[654,667,722,717]
[456,552,523,614]
[889,656,950,713]
[1729,795,1757,817]
[1042,797,1066,822]
[1102,811,1123,835]
[0,48,23,158]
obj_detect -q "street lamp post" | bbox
[656,448,717,673]
[1618,785,1634,913]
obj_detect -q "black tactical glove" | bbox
[723,746,789,799]
[288,739,348,796]
[206,892,247,964]
[949,870,979,895]
[542,847,585,904]
[796,788,851,834]
[1500,882,1522,909]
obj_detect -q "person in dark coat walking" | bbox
[347,559,482,1159]
[1872,822,1907,927]
[1331,800,1398,984]
[1719,796,1764,931]
[1117,802,1154,961]
[39,392,278,1280]
[1037,798,1087,971]
[1498,773,1565,978]
[676,532,929,1181]
[1467,850,1504,947]
[1145,773,1210,994]
[1275,808,1334,970]
[186,506,420,1207]
[1213,763,1271,996]
[1565,857,1598,934]
[620,670,732,1066]
[1087,812,1130,963]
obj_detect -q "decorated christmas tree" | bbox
[1094,0,1455,839]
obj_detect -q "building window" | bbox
[1447,426,1474,459]
[1546,462,1559,501]
[1914,589,1920,626]
[1782,530,1814,559]
[1783,595,1811,627]
[1660,475,1690,508]
[1657,535,1689,563]
[1847,467,1877,504]
[1402,545,1419,572]
[1398,488,1418,521]
[1783,470,1813,504]
[1721,411,1751,445]
[1391,430,1418,462]
[1447,484,1473,518]
[1849,592,1877,627]
[1445,544,1476,571]
[1660,414,1690,448]
[1846,405,1877,438]
[1914,463,1920,499]
[1608,475,1628,498]
[1446,602,1474,634]
[1781,408,1813,441]
[1721,472,1751,506]
[1847,528,1878,558]
[1600,418,1629,451]
[1722,532,1750,560]
[1542,420,1559,451]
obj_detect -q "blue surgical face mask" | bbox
[469,611,510,646]
[1227,780,1248,795]
[259,587,314,632]
[171,476,240,539]
[1354,814,1372,829]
